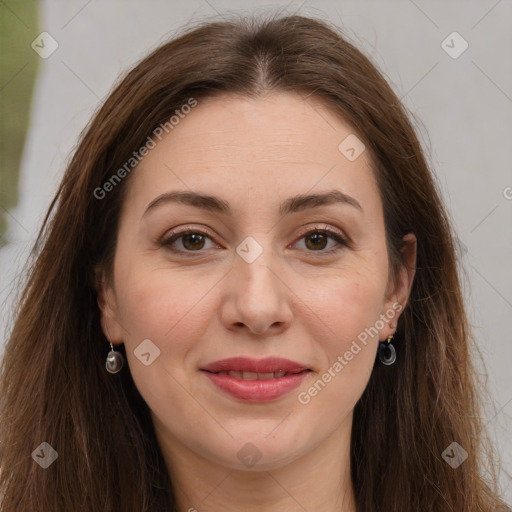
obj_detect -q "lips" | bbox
[214,370,287,380]
[200,356,309,374]
[200,357,311,402]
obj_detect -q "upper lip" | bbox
[200,357,310,374]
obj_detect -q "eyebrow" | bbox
[142,189,363,218]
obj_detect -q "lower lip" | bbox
[202,371,309,402]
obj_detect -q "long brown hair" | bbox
[1,12,509,511]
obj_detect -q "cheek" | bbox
[301,269,386,405]
[326,293,381,377]
[112,252,214,355]
[111,263,214,422]
[311,264,387,346]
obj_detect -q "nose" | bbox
[220,246,293,336]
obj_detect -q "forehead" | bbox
[153,91,362,163]
[123,91,381,218]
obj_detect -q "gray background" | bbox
[0,0,510,501]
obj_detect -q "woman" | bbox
[0,13,509,512]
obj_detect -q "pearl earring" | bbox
[105,342,125,373]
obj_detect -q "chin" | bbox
[211,431,312,472]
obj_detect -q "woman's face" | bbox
[98,91,415,471]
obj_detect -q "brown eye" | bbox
[181,233,207,251]
[160,226,348,256]
[304,232,329,250]
[294,228,347,253]
[161,229,217,253]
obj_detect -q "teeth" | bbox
[217,370,289,380]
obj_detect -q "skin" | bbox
[97,91,416,512]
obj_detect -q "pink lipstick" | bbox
[200,357,311,402]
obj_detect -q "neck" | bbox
[155,414,357,512]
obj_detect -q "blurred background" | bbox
[0,0,511,501]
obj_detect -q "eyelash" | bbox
[159,224,349,256]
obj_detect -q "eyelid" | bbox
[160,223,351,254]
[159,224,221,254]
[163,224,217,240]
[293,224,347,243]
[291,224,351,253]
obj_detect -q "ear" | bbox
[379,232,417,341]
[94,266,124,346]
